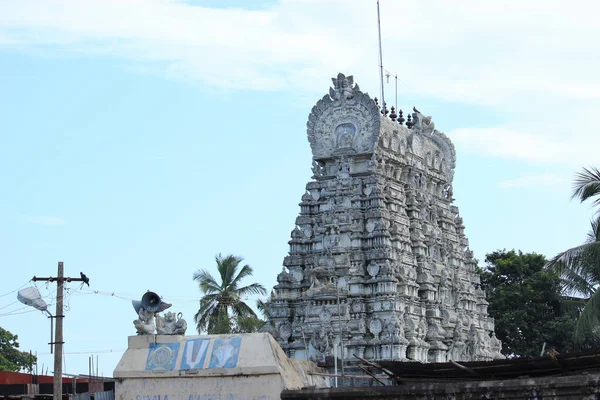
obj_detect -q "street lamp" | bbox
[17,287,55,352]
[17,286,51,315]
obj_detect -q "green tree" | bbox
[480,250,578,357]
[193,254,267,334]
[547,167,600,344]
[0,327,36,372]
[233,314,266,334]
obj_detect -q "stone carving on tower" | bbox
[266,73,501,364]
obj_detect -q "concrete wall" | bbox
[114,333,327,400]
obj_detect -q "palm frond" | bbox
[579,241,600,275]
[193,269,221,294]
[562,265,595,297]
[560,295,587,315]
[547,240,600,291]
[256,299,269,318]
[547,246,596,297]
[230,264,255,289]
[587,215,600,243]
[574,288,600,345]
[217,254,244,287]
[572,166,600,207]
[194,296,219,333]
[237,282,267,298]
[231,300,257,319]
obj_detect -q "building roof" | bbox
[377,350,600,382]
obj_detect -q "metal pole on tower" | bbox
[377,0,385,113]
[395,75,398,111]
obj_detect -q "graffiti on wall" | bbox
[145,343,180,371]
[180,338,210,370]
[144,337,243,371]
[208,337,241,369]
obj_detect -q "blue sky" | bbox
[0,0,598,376]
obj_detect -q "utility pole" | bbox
[54,262,64,400]
[32,262,88,400]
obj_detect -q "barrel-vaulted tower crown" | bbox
[307,73,457,183]
[266,73,501,366]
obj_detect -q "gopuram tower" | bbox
[266,73,502,364]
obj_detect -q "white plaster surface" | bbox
[114,333,327,400]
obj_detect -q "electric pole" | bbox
[32,262,89,400]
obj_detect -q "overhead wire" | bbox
[0,280,32,298]
[0,309,40,317]
[63,284,84,311]
[36,348,127,356]
[75,288,267,301]
[0,299,20,311]
[0,304,30,314]
[64,287,72,312]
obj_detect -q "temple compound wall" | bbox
[113,333,327,400]
[265,73,502,364]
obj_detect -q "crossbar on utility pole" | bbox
[32,262,87,400]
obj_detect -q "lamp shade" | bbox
[17,287,48,312]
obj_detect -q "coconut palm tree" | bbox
[572,167,600,209]
[193,254,266,334]
[547,167,600,343]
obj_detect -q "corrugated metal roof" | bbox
[377,349,600,382]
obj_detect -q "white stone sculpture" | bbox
[132,294,186,336]
[133,308,156,335]
[267,73,501,365]
[156,311,188,335]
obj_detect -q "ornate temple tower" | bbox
[266,73,502,364]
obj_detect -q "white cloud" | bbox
[0,0,598,99]
[497,174,569,189]
[1,0,599,165]
[450,127,565,163]
[449,123,599,167]
[20,215,65,227]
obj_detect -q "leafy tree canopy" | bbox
[0,327,36,372]
[480,250,583,357]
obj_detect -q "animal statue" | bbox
[156,311,188,335]
[412,111,435,135]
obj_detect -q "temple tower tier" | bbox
[265,73,502,364]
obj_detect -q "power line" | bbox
[77,288,267,301]
[0,304,30,314]
[0,309,40,317]
[36,348,127,356]
[0,299,20,311]
[0,280,31,298]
